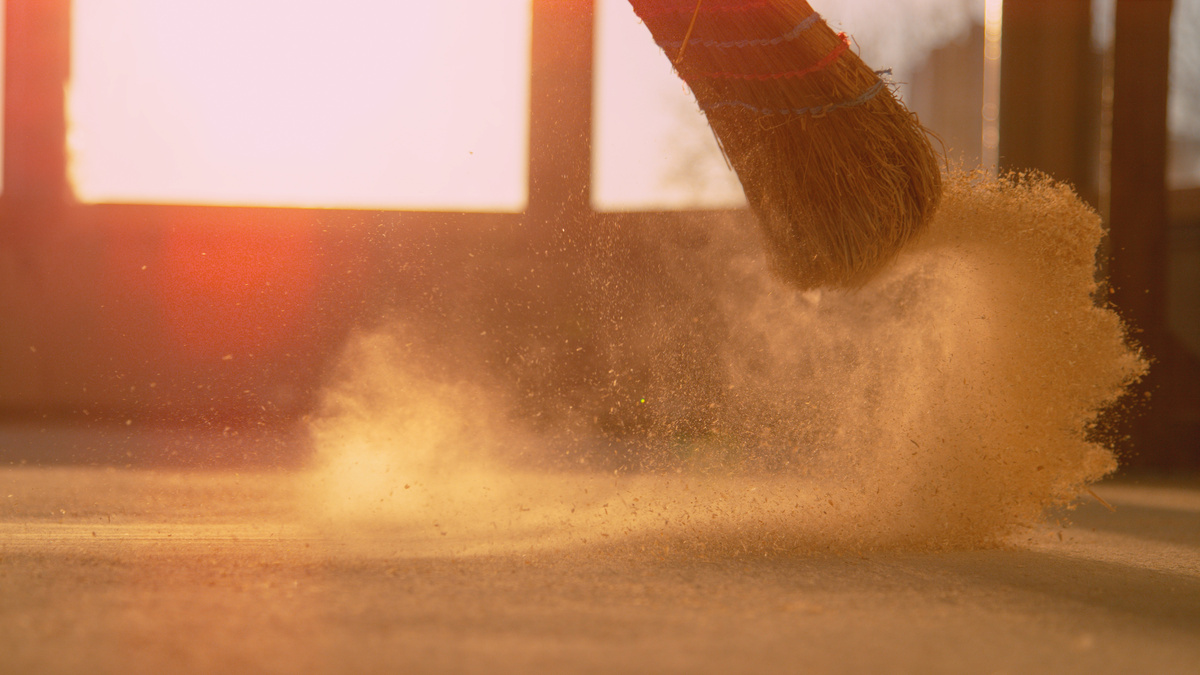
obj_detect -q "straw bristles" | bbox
[630,0,944,288]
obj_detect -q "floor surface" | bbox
[2,462,1198,675]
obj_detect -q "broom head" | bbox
[629,0,943,289]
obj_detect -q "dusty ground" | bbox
[1,461,1198,675]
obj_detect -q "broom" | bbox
[626,0,943,288]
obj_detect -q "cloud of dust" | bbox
[303,173,1146,556]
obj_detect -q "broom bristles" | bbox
[629,0,943,289]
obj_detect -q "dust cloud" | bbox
[303,173,1146,556]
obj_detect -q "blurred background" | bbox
[0,0,1196,469]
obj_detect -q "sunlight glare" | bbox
[982,0,1002,172]
[593,0,986,211]
[0,0,5,194]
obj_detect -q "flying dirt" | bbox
[305,172,1147,556]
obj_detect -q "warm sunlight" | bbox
[0,1,5,194]
[67,0,531,211]
[592,0,989,211]
[65,0,990,213]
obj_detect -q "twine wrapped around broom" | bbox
[627,0,943,288]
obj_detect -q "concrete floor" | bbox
[1,461,1198,675]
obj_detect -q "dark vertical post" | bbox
[527,0,594,220]
[1108,0,1200,468]
[998,0,1100,207]
[1108,0,1172,340]
[4,0,73,204]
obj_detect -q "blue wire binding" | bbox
[700,70,892,117]
[657,12,823,50]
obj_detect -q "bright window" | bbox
[591,0,986,211]
[67,0,531,211]
[1168,0,1200,188]
[591,0,745,211]
[0,0,5,194]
